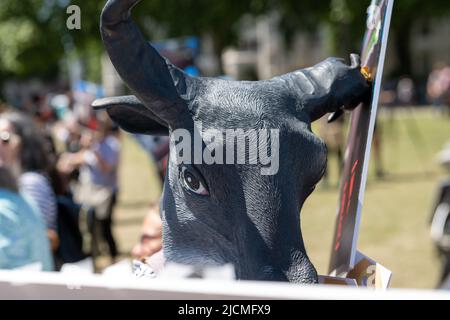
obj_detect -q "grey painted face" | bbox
[94,0,370,283]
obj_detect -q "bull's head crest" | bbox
[94,0,370,283]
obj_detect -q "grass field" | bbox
[112,107,450,289]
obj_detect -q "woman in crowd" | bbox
[61,118,121,262]
[0,112,59,255]
[131,203,164,275]
[0,146,53,270]
[131,203,163,260]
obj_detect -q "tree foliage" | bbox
[1,0,449,83]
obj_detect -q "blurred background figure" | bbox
[0,129,53,271]
[430,141,450,287]
[133,135,169,184]
[131,203,163,260]
[0,112,59,257]
[318,116,345,188]
[427,64,450,116]
[397,77,416,106]
[131,203,164,276]
[62,117,121,264]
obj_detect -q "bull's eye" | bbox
[179,165,209,196]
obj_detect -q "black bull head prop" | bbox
[93,0,370,283]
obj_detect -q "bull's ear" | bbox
[92,96,169,136]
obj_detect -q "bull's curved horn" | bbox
[100,0,189,127]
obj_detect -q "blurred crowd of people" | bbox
[427,64,450,114]
[0,90,125,271]
[377,63,450,112]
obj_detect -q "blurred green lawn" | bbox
[113,108,450,289]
